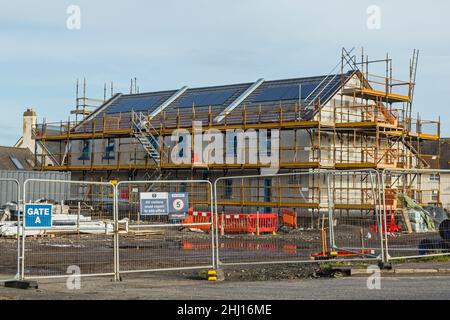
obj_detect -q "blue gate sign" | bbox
[140,192,169,215]
[24,203,53,229]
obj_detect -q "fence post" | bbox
[21,180,28,280]
[372,171,386,264]
[113,183,120,281]
[213,178,221,268]
[207,181,216,270]
[77,202,81,236]
[15,180,21,280]
[326,172,335,251]
[256,210,260,236]
[220,212,224,236]
[380,170,389,263]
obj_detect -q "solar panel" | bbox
[252,80,340,104]
[177,89,236,108]
[300,83,319,98]
[177,92,206,108]
[106,94,168,114]
[304,79,341,102]
[254,85,294,102]
[253,84,305,103]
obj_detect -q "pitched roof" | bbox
[72,72,354,133]
[89,73,350,117]
[0,146,35,171]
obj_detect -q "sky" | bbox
[1,0,450,145]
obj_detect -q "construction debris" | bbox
[0,203,18,222]
[0,206,12,223]
[423,206,450,225]
[0,214,114,237]
[398,195,436,233]
[34,199,70,215]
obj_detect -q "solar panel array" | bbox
[252,80,340,104]
[106,92,175,114]
[97,74,346,116]
[175,89,237,108]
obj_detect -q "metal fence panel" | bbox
[382,169,450,261]
[116,180,215,274]
[214,170,383,267]
[329,171,384,261]
[14,170,393,281]
[0,179,20,281]
[21,179,115,279]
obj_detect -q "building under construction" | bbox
[29,48,441,218]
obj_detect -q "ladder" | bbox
[131,110,162,164]
[303,73,340,108]
[301,47,357,119]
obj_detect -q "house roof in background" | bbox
[0,146,35,171]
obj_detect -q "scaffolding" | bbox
[31,48,441,212]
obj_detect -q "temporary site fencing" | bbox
[115,180,215,275]
[21,180,116,279]
[0,178,20,281]
[213,170,384,266]
[327,171,385,262]
[380,169,450,261]
[1,170,449,281]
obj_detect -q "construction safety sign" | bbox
[140,192,169,215]
[140,192,189,216]
[168,193,189,220]
[24,203,53,229]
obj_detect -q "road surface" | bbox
[1,273,449,300]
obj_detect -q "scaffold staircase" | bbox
[131,110,162,164]
[143,170,172,192]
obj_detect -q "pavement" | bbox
[1,265,450,300]
[349,261,450,276]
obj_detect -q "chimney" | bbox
[22,108,37,152]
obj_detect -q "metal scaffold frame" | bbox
[30,48,440,214]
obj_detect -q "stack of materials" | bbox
[0,214,114,237]
[398,195,435,233]
[398,194,450,234]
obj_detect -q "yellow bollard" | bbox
[207,270,218,281]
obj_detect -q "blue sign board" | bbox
[140,192,190,216]
[169,193,189,214]
[140,192,169,216]
[24,203,53,229]
[168,193,189,220]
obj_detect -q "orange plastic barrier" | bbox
[182,209,212,232]
[247,214,278,233]
[220,213,278,234]
[281,209,297,229]
[182,210,279,235]
[220,214,249,234]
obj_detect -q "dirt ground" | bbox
[0,225,447,280]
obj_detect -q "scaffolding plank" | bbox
[342,88,411,103]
